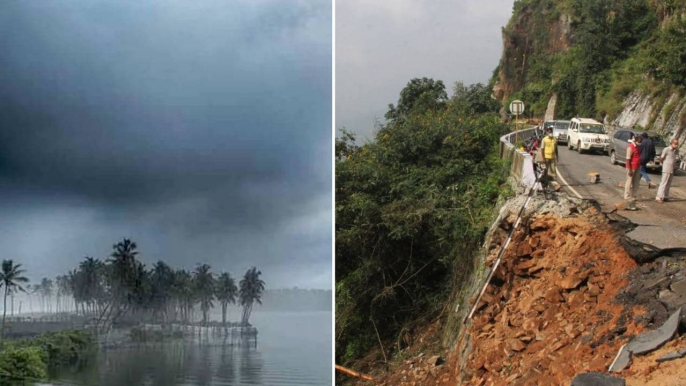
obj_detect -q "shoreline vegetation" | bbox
[0,330,95,382]
[0,238,267,382]
[2,238,265,333]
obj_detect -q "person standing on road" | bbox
[656,139,680,204]
[624,134,643,210]
[640,132,656,189]
[541,127,558,180]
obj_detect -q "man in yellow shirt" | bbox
[540,127,559,180]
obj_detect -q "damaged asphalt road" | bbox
[555,145,686,250]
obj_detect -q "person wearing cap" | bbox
[540,127,558,180]
[639,132,656,189]
[655,138,680,203]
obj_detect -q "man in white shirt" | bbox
[655,139,680,203]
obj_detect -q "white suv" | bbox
[568,118,610,155]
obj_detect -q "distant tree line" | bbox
[0,238,265,334]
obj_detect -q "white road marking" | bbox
[556,166,583,199]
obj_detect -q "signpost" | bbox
[509,100,525,146]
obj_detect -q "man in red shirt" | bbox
[624,134,643,210]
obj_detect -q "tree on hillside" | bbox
[452,81,500,115]
[385,78,448,123]
[0,260,29,343]
[215,272,238,325]
[193,264,215,325]
[239,267,264,326]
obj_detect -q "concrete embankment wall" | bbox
[5,321,85,337]
[499,127,538,188]
[3,314,90,338]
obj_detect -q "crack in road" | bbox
[553,146,686,250]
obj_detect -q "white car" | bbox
[567,118,610,155]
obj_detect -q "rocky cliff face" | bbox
[610,91,686,144]
[494,0,686,153]
[492,2,573,114]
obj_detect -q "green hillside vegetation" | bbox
[335,79,511,366]
[504,0,686,122]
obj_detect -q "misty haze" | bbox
[0,0,332,385]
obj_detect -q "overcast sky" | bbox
[336,0,513,140]
[0,0,331,289]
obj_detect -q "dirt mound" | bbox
[625,334,686,385]
[462,212,644,385]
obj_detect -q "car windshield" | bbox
[579,124,605,134]
[650,136,667,147]
[555,122,570,130]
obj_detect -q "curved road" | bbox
[554,145,686,249]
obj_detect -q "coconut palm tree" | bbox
[106,238,142,321]
[238,267,264,326]
[193,264,215,325]
[39,278,53,313]
[215,272,237,325]
[150,261,174,323]
[173,270,194,323]
[0,260,29,342]
[79,257,105,315]
[57,274,73,313]
[109,239,140,301]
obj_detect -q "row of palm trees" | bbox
[0,238,265,337]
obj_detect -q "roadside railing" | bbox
[500,127,539,188]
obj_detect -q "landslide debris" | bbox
[463,209,643,385]
[350,194,686,386]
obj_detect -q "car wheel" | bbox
[577,141,583,154]
[569,141,574,150]
[610,151,617,165]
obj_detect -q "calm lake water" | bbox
[46,311,332,386]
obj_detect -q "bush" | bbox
[0,346,47,382]
[0,330,95,382]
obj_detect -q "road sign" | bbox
[510,100,525,115]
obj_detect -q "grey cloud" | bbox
[0,0,331,289]
[336,0,513,139]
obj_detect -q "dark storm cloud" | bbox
[336,0,513,139]
[0,0,332,289]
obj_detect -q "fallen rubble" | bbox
[463,207,644,385]
[353,193,686,386]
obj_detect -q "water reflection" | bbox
[50,312,331,386]
[239,344,263,385]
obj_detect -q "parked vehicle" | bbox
[567,118,610,154]
[546,120,570,145]
[609,129,667,171]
